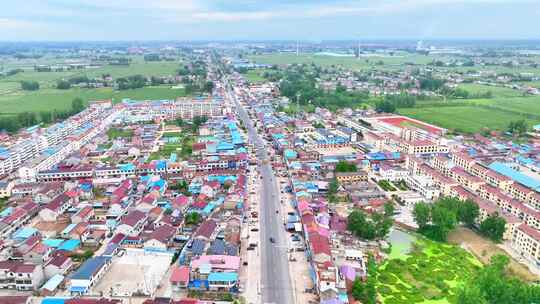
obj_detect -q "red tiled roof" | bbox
[170,265,190,283]
[148,224,177,243]
[195,219,217,239]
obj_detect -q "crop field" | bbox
[377,237,482,304]
[0,86,186,114]
[0,56,183,114]
[399,104,540,133]
[457,83,523,98]
[400,94,540,133]
[248,53,444,71]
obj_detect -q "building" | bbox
[68,256,112,295]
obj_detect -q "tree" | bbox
[458,199,479,227]
[457,254,540,304]
[457,284,487,304]
[185,212,201,225]
[348,209,392,240]
[431,203,457,241]
[352,256,377,303]
[71,97,85,114]
[413,202,431,229]
[479,214,506,243]
[375,100,396,113]
[204,81,214,93]
[335,160,357,173]
[56,80,71,90]
[39,111,53,124]
[384,201,395,217]
[507,120,528,137]
[20,80,39,91]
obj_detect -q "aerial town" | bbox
[1,2,540,299]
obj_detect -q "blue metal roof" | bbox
[70,256,111,280]
[489,162,540,191]
[58,239,80,251]
[208,272,238,282]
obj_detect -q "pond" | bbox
[387,228,418,260]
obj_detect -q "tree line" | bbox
[347,202,395,241]
[0,98,86,133]
[413,197,506,242]
[457,254,540,304]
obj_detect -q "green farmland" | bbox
[0,86,186,115]
[0,56,183,115]
[457,83,524,98]
[248,53,442,71]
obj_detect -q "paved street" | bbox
[225,79,294,304]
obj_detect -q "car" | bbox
[243,261,248,266]
[269,237,275,243]
[251,228,259,232]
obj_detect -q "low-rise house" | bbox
[68,256,112,295]
[0,261,44,291]
[116,210,147,236]
[39,193,73,221]
[144,224,177,250]
[44,252,73,278]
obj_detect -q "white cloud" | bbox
[0,18,36,29]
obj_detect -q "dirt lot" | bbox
[448,227,537,281]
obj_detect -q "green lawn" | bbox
[241,69,266,83]
[0,86,186,114]
[107,128,134,140]
[377,238,482,304]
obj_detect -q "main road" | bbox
[224,78,294,304]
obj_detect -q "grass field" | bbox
[457,83,524,98]
[0,86,186,114]
[241,69,266,83]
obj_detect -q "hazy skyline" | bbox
[1,0,540,41]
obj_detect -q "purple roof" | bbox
[339,265,357,281]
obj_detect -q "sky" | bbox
[1,0,540,41]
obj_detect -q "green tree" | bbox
[71,97,85,114]
[457,284,487,304]
[56,79,71,90]
[39,111,53,124]
[479,214,506,243]
[458,199,480,227]
[413,202,431,229]
[384,201,395,217]
[20,80,39,91]
[335,160,357,173]
[431,203,457,241]
[185,212,201,225]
